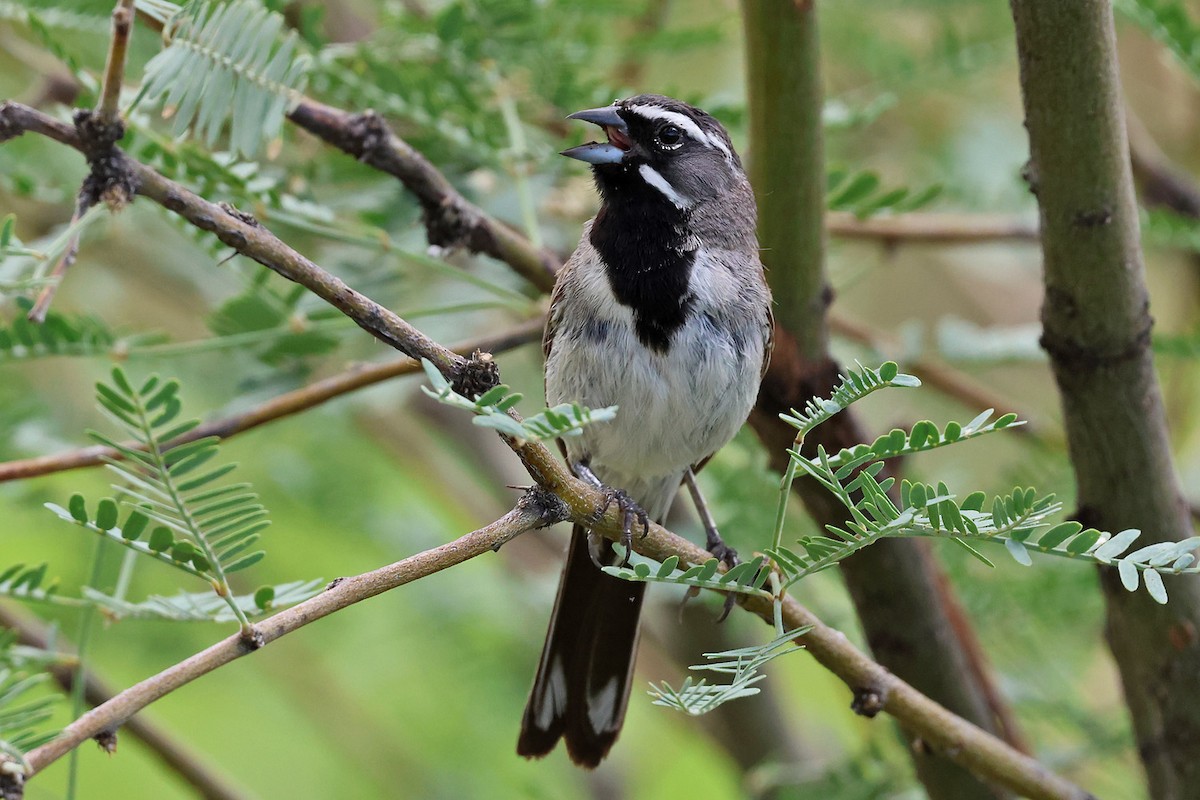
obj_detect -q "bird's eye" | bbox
[656,125,684,149]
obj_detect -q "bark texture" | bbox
[742,3,1012,797]
[1011,3,1200,797]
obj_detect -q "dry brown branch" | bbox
[23,497,556,774]
[287,99,559,293]
[0,317,543,483]
[0,605,251,800]
[827,211,1038,244]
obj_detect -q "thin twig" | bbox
[827,211,1038,244]
[97,0,135,124]
[23,498,554,775]
[27,195,91,324]
[0,317,543,483]
[1,104,466,377]
[0,605,251,800]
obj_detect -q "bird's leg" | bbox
[573,461,649,567]
[684,469,739,621]
[684,469,738,567]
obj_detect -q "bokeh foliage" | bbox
[3,0,1200,798]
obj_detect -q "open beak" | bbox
[561,105,631,164]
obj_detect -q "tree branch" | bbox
[96,0,134,124]
[0,317,543,483]
[286,98,559,294]
[0,102,467,381]
[23,495,557,775]
[741,6,1019,798]
[1011,2,1200,796]
[0,605,250,800]
[827,211,1037,244]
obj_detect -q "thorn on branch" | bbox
[851,686,887,717]
[28,195,91,323]
[451,349,500,398]
[93,729,118,755]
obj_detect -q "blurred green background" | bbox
[3,0,1200,797]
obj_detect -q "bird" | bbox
[516,94,774,768]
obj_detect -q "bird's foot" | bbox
[705,531,740,622]
[596,487,650,567]
[571,461,651,566]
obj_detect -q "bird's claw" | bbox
[596,488,650,567]
[707,540,740,622]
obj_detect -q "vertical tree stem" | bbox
[742,0,828,357]
[742,3,1015,797]
[1011,3,1200,797]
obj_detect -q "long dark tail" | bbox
[517,524,646,768]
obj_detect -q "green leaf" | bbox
[254,585,275,610]
[148,526,174,552]
[68,494,88,523]
[1143,568,1168,604]
[1093,529,1141,561]
[94,498,119,531]
[121,510,150,541]
[1118,558,1140,592]
[1038,521,1083,549]
[1066,529,1102,555]
[224,551,265,573]
[1005,538,1032,566]
[140,0,310,158]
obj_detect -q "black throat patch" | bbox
[589,167,695,353]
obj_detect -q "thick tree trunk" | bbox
[742,3,1014,798]
[1010,3,1200,797]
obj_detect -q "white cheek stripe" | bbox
[638,164,692,210]
[626,104,733,162]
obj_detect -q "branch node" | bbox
[517,485,570,529]
[346,110,389,161]
[93,729,118,755]
[0,766,23,800]
[451,349,500,398]
[73,109,137,210]
[0,103,19,144]
[850,685,887,718]
[1039,316,1153,369]
[239,626,266,651]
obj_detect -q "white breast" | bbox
[545,239,766,520]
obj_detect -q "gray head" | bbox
[562,94,747,213]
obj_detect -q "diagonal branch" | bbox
[287,99,559,293]
[22,494,558,775]
[0,317,543,483]
[0,604,251,800]
[0,102,466,381]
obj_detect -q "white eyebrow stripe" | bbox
[638,164,692,210]
[625,104,733,161]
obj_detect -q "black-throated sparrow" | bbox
[517,94,773,768]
